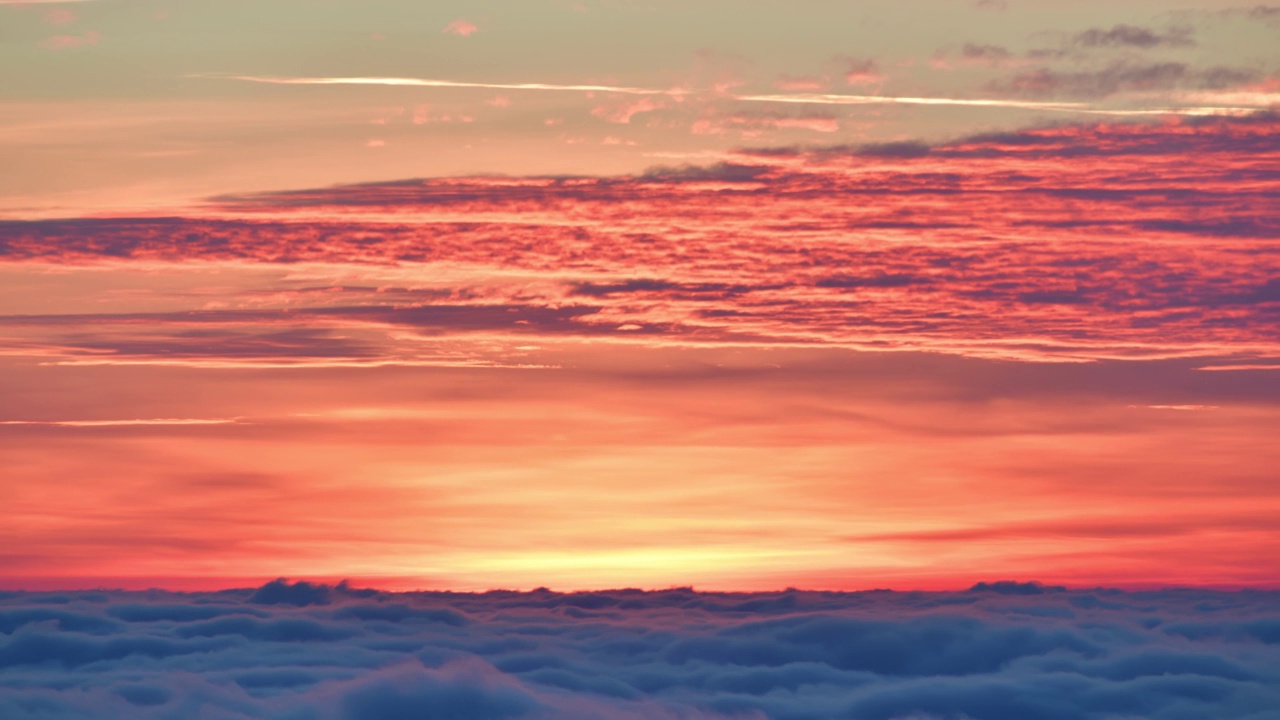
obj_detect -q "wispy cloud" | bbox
[736,91,1085,110]
[442,18,477,37]
[42,7,74,23]
[211,74,1263,116]
[39,29,98,50]
[3,115,1276,365]
[211,74,671,96]
[1073,24,1195,48]
[991,61,1261,101]
[0,417,244,427]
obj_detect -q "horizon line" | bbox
[4,577,1277,595]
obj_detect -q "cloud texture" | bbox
[1,114,1276,365]
[1,583,1278,720]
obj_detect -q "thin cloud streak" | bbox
[738,92,1261,116]
[213,74,1266,116]
[738,91,1086,110]
[211,74,672,97]
[45,359,551,369]
[0,418,243,427]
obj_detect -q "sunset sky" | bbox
[1,0,1277,593]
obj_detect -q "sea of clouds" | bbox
[1,580,1278,719]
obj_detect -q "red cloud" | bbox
[1,116,1276,365]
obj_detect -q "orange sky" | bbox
[1,0,1277,592]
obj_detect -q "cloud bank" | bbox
[1,115,1276,366]
[1,582,1278,719]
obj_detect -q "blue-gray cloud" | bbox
[1,582,1278,719]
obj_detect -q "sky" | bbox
[1,0,1278,593]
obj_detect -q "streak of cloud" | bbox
[210,74,672,96]
[210,74,1264,116]
[1073,24,1195,48]
[39,29,98,50]
[0,418,244,427]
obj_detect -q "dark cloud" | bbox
[969,581,1059,595]
[994,62,1187,97]
[990,61,1260,99]
[1218,5,1280,22]
[0,583,1277,719]
[852,141,934,158]
[962,43,1013,60]
[639,163,773,183]
[1072,24,1195,48]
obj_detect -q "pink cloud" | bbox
[409,105,473,125]
[844,59,883,87]
[40,29,98,50]
[443,18,477,36]
[692,113,839,136]
[771,117,840,132]
[6,115,1276,365]
[775,75,826,92]
[591,97,665,124]
[43,8,75,25]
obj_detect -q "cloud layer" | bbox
[1,582,1278,720]
[1,115,1276,365]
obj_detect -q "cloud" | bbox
[209,73,1257,117]
[39,29,97,50]
[962,43,1012,61]
[443,18,478,37]
[774,75,825,92]
[991,61,1261,99]
[1072,24,1195,49]
[591,97,667,124]
[735,90,1085,111]
[691,111,840,136]
[213,74,670,96]
[249,578,333,606]
[0,583,1277,719]
[842,58,882,87]
[1,115,1276,365]
[0,418,242,427]
[1242,5,1280,21]
[42,7,74,24]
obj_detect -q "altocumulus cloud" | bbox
[0,582,1278,719]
